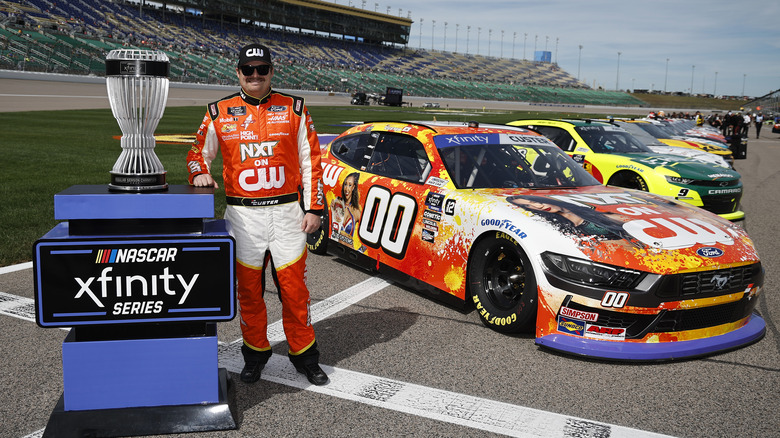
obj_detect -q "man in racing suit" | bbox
[186,43,328,386]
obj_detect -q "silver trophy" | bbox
[105,49,170,191]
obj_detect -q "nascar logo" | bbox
[95,248,178,263]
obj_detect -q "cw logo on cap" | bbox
[246,48,264,57]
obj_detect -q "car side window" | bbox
[330,132,376,168]
[366,133,431,183]
[533,126,577,152]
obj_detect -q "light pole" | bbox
[714,71,718,96]
[534,35,537,57]
[477,27,481,55]
[466,25,470,54]
[455,24,459,53]
[577,44,583,81]
[742,73,747,97]
[418,18,423,49]
[555,37,559,64]
[500,30,504,58]
[664,58,669,93]
[443,22,447,52]
[523,33,527,60]
[431,20,435,51]
[616,51,621,91]
[488,29,492,57]
[690,64,695,96]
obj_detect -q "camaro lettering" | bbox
[707,188,741,195]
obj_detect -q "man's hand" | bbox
[301,212,322,234]
[193,174,218,188]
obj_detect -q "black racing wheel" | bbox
[468,233,537,333]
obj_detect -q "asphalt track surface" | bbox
[1,73,778,438]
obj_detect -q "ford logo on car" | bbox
[696,247,724,258]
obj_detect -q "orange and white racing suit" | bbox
[187,88,324,362]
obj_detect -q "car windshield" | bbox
[614,122,665,146]
[437,136,600,189]
[631,121,673,139]
[574,125,653,154]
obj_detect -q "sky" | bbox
[335,0,780,98]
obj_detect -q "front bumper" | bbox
[535,312,765,361]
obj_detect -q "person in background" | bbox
[754,113,764,139]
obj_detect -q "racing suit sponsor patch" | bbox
[227,106,247,116]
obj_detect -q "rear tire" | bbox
[468,233,537,333]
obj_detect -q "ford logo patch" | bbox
[697,247,724,258]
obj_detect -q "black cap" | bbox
[237,44,272,66]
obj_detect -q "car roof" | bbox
[366,120,542,136]
[512,118,612,127]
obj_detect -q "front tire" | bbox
[468,233,537,333]
[607,171,648,191]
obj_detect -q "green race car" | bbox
[507,119,745,223]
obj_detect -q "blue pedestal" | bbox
[38,185,238,437]
[62,328,218,411]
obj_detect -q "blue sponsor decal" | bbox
[434,133,499,148]
[696,247,724,258]
[425,192,445,211]
[557,316,585,336]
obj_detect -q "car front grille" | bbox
[700,191,742,214]
[657,263,761,298]
[564,296,759,339]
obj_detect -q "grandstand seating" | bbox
[0,0,647,107]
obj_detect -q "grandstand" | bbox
[0,0,647,107]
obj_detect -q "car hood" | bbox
[646,145,729,168]
[616,153,739,180]
[454,185,757,274]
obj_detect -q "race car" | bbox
[608,120,731,168]
[507,119,745,223]
[618,119,734,167]
[308,121,765,361]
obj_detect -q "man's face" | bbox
[236,62,273,98]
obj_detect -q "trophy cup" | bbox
[105,49,170,191]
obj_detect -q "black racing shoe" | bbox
[294,362,329,386]
[240,360,264,384]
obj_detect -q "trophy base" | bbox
[109,172,168,192]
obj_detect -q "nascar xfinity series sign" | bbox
[33,236,235,327]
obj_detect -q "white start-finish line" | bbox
[1,263,673,438]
